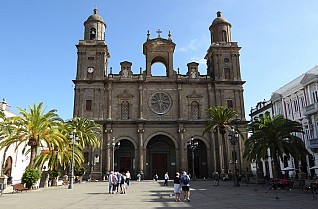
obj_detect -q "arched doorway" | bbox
[115,139,135,176]
[4,156,13,183]
[146,135,176,179]
[187,138,208,179]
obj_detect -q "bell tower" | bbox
[142,30,176,77]
[205,11,246,115]
[205,11,242,82]
[75,8,110,82]
[73,8,110,118]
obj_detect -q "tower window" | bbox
[191,101,200,119]
[221,30,227,42]
[90,28,96,40]
[88,57,95,60]
[227,99,233,108]
[224,68,231,79]
[86,100,92,111]
[121,101,130,120]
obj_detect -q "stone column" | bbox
[178,127,186,171]
[178,84,182,119]
[138,126,145,178]
[139,84,143,119]
[107,83,112,120]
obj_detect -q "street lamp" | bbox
[108,137,120,171]
[69,128,78,189]
[187,136,198,180]
[229,126,240,187]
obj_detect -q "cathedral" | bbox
[73,9,248,180]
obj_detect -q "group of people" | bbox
[173,171,191,202]
[270,177,289,190]
[108,170,131,194]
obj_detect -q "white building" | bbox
[249,99,275,178]
[0,99,30,192]
[250,65,318,179]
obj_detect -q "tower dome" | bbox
[86,8,105,23]
[209,11,232,43]
[211,11,231,26]
[84,8,106,41]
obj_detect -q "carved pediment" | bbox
[187,90,203,98]
[271,92,282,102]
[300,73,318,86]
[118,90,133,99]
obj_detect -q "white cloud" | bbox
[190,57,206,65]
[177,36,209,53]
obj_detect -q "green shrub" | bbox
[48,169,61,177]
[22,167,42,188]
[74,166,86,176]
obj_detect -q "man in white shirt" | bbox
[164,172,169,186]
[126,171,131,186]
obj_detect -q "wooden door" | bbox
[119,157,131,173]
[152,153,167,179]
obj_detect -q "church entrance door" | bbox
[152,153,167,179]
[146,134,176,179]
[119,157,131,173]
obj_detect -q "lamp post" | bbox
[69,128,78,189]
[229,126,240,187]
[108,137,120,171]
[187,136,198,180]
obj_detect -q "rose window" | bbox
[149,92,171,114]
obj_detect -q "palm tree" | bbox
[65,117,102,150]
[0,109,5,120]
[65,117,102,176]
[0,102,64,166]
[244,114,308,179]
[33,117,101,179]
[204,106,238,174]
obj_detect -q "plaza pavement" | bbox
[0,179,317,209]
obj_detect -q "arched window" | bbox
[224,68,231,79]
[191,101,199,119]
[90,28,96,40]
[151,62,167,76]
[221,30,227,42]
[121,101,129,120]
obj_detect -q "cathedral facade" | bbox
[73,9,248,180]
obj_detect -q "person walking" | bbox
[173,172,181,202]
[164,172,169,186]
[181,171,191,202]
[112,172,118,194]
[126,171,131,186]
[108,171,115,194]
[120,172,127,194]
[213,172,220,186]
[153,174,159,181]
[116,172,122,193]
[137,173,141,182]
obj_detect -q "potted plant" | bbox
[48,169,61,186]
[21,167,42,189]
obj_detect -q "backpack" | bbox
[182,175,190,184]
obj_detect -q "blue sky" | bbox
[1,0,318,120]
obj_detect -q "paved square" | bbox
[0,180,317,208]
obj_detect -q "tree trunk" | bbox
[29,145,37,166]
[221,134,228,174]
[271,155,281,180]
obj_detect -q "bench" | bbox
[12,183,28,193]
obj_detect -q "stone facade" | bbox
[73,9,248,179]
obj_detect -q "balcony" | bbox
[304,102,318,116]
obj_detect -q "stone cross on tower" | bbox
[156,29,162,38]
